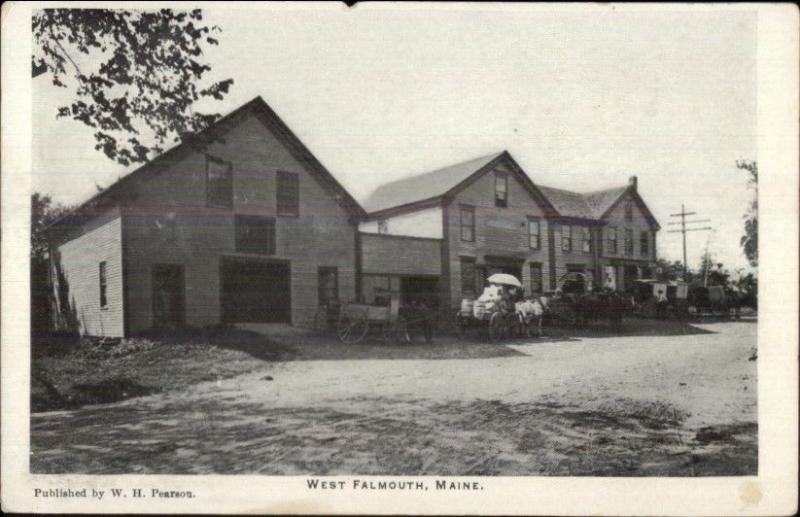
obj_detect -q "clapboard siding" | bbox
[360,233,442,276]
[51,209,124,337]
[123,114,357,333]
[445,160,551,307]
[600,191,657,261]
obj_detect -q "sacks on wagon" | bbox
[473,300,489,318]
[477,285,501,302]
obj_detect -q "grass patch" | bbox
[31,328,280,412]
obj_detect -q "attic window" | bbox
[624,200,634,221]
[277,171,300,217]
[495,172,508,208]
[206,155,233,209]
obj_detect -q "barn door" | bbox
[152,264,185,329]
[221,258,291,323]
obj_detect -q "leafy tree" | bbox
[32,193,74,334]
[736,160,758,267]
[653,258,687,282]
[33,8,233,166]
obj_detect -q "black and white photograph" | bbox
[2,2,797,515]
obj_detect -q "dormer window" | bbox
[495,172,508,208]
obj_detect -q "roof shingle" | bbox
[536,186,596,220]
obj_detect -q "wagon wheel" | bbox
[489,312,505,343]
[337,308,369,343]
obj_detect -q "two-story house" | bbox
[48,97,364,337]
[538,177,660,291]
[590,177,660,291]
[358,151,558,308]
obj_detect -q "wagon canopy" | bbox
[487,273,522,287]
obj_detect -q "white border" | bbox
[2,2,797,515]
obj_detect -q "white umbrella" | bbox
[487,273,522,287]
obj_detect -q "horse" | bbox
[575,290,630,331]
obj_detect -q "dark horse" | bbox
[575,290,631,331]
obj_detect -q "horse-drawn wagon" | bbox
[454,274,544,342]
[630,279,688,318]
[545,272,629,330]
[314,292,436,344]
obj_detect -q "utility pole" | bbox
[667,204,711,281]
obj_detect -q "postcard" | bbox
[2,2,797,514]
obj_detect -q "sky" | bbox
[32,5,758,273]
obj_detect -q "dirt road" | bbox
[31,320,757,475]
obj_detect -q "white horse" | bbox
[515,297,545,337]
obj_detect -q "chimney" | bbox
[629,175,638,191]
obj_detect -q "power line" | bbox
[667,204,711,281]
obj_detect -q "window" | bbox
[460,205,475,242]
[527,217,541,249]
[494,172,508,208]
[318,267,338,306]
[206,155,233,208]
[377,219,388,234]
[640,231,650,257]
[624,228,634,256]
[235,214,275,254]
[460,257,476,295]
[276,171,300,217]
[529,263,543,294]
[99,261,107,308]
[607,227,618,254]
[624,200,634,221]
[561,225,572,252]
[582,227,591,253]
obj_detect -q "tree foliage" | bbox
[736,160,758,267]
[33,9,233,166]
[32,193,74,260]
[32,193,75,335]
[653,258,687,282]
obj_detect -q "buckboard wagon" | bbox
[314,294,435,344]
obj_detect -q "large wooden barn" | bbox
[48,97,363,337]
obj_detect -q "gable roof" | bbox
[538,183,660,229]
[51,96,365,227]
[362,152,504,213]
[536,186,596,220]
[583,186,629,219]
[362,151,557,218]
